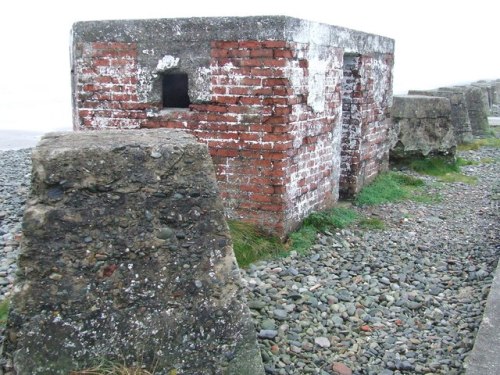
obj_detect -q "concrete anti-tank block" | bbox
[408,89,473,144]
[3,129,264,374]
[390,95,456,159]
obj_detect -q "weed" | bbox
[405,155,480,185]
[288,207,358,253]
[457,137,500,151]
[228,220,285,268]
[0,299,9,326]
[479,157,497,164]
[358,217,385,230]
[355,172,424,206]
[71,361,154,375]
[409,156,460,176]
[456,157,476,166]
[288,225,317,254]
[303,207,358,232]
[438,173,477,184]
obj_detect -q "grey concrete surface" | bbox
[465,259,500,375]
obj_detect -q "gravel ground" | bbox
[0,149,31,298]
[0,146,498,375]
[241,147,499,375]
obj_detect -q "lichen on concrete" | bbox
[389,95,456,160]
[3,129,264,374]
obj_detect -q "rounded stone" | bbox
[156,227,174,240]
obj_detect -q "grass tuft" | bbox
[229,207,360,265]
[228,220,285,268]
[289,207,358,253]
[358,217,385,230]
[480,157,497,164]
[0,299,9,326]
[409,156,460,176]
[303,207,359,232]
[457,137,500,151]
[70,361,154,375]
[355,172,425,206]
[405,156,479,185]
[288,225,317,254]
[438,173,477,184]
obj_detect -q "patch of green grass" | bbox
[358,217,385,230]
[0,299,9,326]
[438,173,477,184]
[355,172,425,206]
[458,137,500,151]
[289,207,359,254]
[411,192,442,204]
[480,157,497,164]
[303,207,359,232]
[228,220,285,268]
[409,156,460,176]
[230,207,361,266]
[456,157,477,166]
[405,156,479,185]
[288,225,317,254]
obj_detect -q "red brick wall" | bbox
[340,53,393,197]
[73,40,392,237]
[74,42,155,129]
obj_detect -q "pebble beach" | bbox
[240,146,499,374]
[0,144,498,374]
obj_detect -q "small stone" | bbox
[432,308,444,320]
[258,330,278,340]
[288,267,299,276]
[157,227,174,240]
[302,341,314,351]
[248,300,266,310]
[314,336,331,348]
[150,150,162,158]
[476,269,488,279]
[385,295,395,304]
[331,362,352,375]
[49,273,63,281]
[261,319,276,330]
[406,301,422,310]
[273,309,288,321]
[310,254,320,262]
[380,277,390,285]
[396,360,415,371]
[337,290,352,302]
[331,315,344,327]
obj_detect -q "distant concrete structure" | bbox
[70,16,395,237]
[4,129,264,374]
[456,86,491,136]
[408,89,473,144]
[404,79,498,143]
[389,95,456,160]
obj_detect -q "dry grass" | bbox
[71,361,156,375]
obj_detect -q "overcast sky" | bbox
[0,0,497,131]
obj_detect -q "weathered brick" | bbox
[72,19,394,239]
